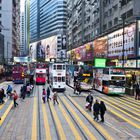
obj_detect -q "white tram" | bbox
[49,63,66,91]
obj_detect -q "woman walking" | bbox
[42,88,46,103]
[53,92,59,105]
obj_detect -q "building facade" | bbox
[67,0,140,49]
[30,0,67,43]
[0,0,20,63]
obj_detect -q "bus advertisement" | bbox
[77,65,93,91]
[93,68,125,94]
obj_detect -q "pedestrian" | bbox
[135,82,140,100]
[21,84,27,101]
[26,84,31,97]
[99,101,107,122]
[0,89,5,104]
[53,92,59,105]
[12,90,18,107]
[47,87,51,102]
[93,99,100,121]
[6,85,12,99]
[42,88,46,103]
[86,92,93,111]
[76,81,81,95]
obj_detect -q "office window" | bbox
[127,9,133,18]
[0,14,1,17]
[114,17,118,25]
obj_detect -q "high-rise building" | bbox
[67,0,140,50]
[20,12,25,56]
[0,0,20,63]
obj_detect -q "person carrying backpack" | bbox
[6,85,12,98]
[99,101,107,122]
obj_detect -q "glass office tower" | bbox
[30,0,67,43]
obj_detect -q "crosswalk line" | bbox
[97,97,140,129]
[66,95,114,140]
[31,97,37,140]
[103,97,140,114]
[61,97,97,140]
[42,104,52,140]
[115,97,140,109]
[121,96,140,105]
[58,102,82,140]
[0,101,13,126]
[49,102,66,140]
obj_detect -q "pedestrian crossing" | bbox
[1,88,140,140]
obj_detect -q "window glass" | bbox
[62,77,65,82]
[58,77,61,82]
[63,65,65,70]
[57,65,62,70]
[53,65,56,70]
[54,77,57,82]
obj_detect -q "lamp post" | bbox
[122,18,125,68]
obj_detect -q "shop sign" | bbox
[108,24,135,59]
[93,36,108,58]
[94,58,106,67]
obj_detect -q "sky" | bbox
[20,0,25,12]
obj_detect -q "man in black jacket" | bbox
[93,100,100,121]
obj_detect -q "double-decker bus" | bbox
[93,68,125,94]
[49,63,66,91]
[12,64,27,84]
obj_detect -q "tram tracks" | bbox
[59,92,113,140]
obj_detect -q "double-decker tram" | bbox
[35,63,47,85]
[49,63,66,91]
[12,64,27,84]
[93,68,126,94]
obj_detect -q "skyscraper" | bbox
[30,0,67,43]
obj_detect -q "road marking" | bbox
[121,96,140,105]
[0,101,13,126]
[49,102,66,140]
[61,97,97,140]
[58,102,82,140]
[42,104,52,140]
[66,96,114,140]
[115,97,140,109]
[31,97,37,140]
[97,98,140,129]
[103,97,140,114]
[0,99,8,110]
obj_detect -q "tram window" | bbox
[62,77,65,82]
[63,65,65,70]
[54,77,57,82]
[102,80,109,86]
[57,65,62,70]
[58,77,61,82]
[53,65,56,70]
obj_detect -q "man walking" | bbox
[93,100,100,121]
[86,92,93,111]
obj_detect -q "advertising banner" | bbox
[108,24,135,58]
[93,36,108,58]
[29,36,57,62]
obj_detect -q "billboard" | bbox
[67,42,93,61]
[108,24,135,58]
[94,58,106,67]
[29,36,57,62]
[93,36,108,58]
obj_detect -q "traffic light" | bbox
[21,72,24,77]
